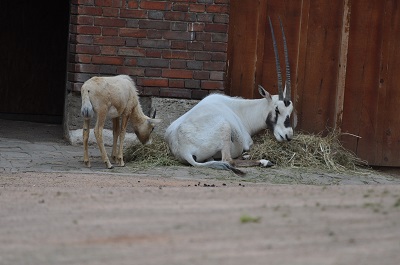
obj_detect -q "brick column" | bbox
[68,0,230,99]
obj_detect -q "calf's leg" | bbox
[115,115,129,166]
[111,117,120,163]
[83,119,91,167]
[94,111,113,169]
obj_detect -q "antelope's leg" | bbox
[220,123,234,165]
[116,115,129,166]
[94,110,113,169]
[232,159,273,167]
[232,153,274,167]
[111,117,120,162]
[83,119,91,167]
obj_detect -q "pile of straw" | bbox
[124,136,180,167]
[124,131,367,172]
[249,130,367,171]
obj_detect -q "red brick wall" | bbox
[68,0,230,99]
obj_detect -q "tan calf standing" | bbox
[81,75,161,169]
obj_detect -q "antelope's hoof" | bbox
[241,152,250,160]
[259,159,274,167]
[84,161,91,168]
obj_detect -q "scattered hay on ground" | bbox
[124,135,180,167]
[124,131,368,173]
[249,130,368,172]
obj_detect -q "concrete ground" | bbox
[1,119,400,265]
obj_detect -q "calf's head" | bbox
[134,110,161,144]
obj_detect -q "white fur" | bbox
[165,86,293,173]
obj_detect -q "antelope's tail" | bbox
[183,153,245,176]
[80,86,94,119]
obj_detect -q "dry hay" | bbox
[124,131,367,172]
[124,135,180,168]
[249,130,367,172]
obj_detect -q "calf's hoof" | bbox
[105,162,114,169]
[84,161,91,168]
[116,158,125,167]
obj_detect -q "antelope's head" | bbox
[262,17,294,142]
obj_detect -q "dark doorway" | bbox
[0,1,70,124]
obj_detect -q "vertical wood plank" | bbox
[295,0,310,129]
[253,0,268,98]
[226,0,262,98]
[296,0,344,133]
[334,0,352,129]
[341,0,384,163]
[376,0,400,165]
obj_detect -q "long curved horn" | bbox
[279,17,291,101]
[268,16,284,101]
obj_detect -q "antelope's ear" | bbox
[258,85,272,100]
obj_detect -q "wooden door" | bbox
[227,0,400,166]
[228,0,345,132]
[341,0,400,166]
[0,1,70,123]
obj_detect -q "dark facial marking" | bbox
[266,112,276,131]
[284,115,291,128]
[284,100,291,107]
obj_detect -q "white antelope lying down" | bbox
[81,75,161,169]
[165,17,294,175]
